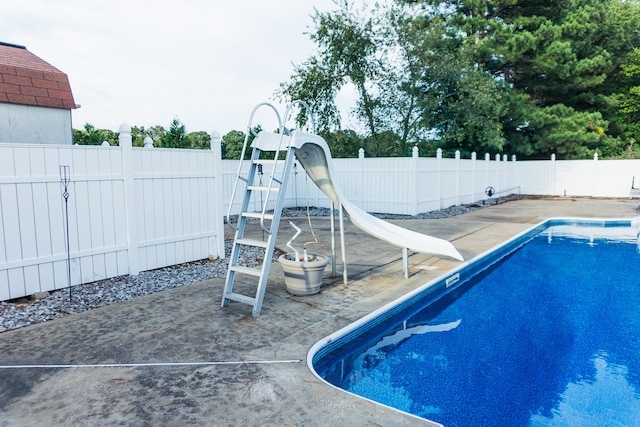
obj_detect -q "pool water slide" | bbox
[254,130,464,269]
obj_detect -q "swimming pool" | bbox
[308,218,640,426]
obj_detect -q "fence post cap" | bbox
[118,123,131,133]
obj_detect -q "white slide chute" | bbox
[253,130,464,262]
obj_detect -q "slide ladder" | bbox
[221,103,298,317]
[222,101,462,317]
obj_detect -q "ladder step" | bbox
[223,292,256,306]
[236,238,269,248]
[248,185,280,193]
[242,212,274,220]
[230,265,263,277]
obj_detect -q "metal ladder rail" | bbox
[221,146,269,314]
[251,145,296,315]
[226,102,282,231]
[221,144,297,316]
[222,102,284,317]
[221,147,260,309]
[258,130,290,235]
[257,100,315,234]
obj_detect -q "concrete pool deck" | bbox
[0,197,638,426]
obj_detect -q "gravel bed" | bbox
[0,240,280,333]
[1,196,521,333]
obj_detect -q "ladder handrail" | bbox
[259,130,290,234]
[259,100,316,234]
[226,102,282,230]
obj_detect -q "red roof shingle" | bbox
[0,42,76,110]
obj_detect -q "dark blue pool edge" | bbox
[306,217,636,426]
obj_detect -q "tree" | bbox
[72,123,118,146]
[159,118,192,148]
[279,57,344,133]
[278,1,401,155]
[131,126,148,147]
[400,0,640,159]
[221,129,263,160]
[494,0,624,158]
[279,0,512,157]
[189,131,212,150]
[320,129,364,158]
[605,47,640,158]
[433,67,509,157]
[145,126,166,146]
[73,122,220,151]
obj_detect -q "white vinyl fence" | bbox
[0,125,225,301]
[221,148,520,216]
[223,149,640,217]
[3,135,640,301]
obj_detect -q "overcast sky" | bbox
[1,0,360,136]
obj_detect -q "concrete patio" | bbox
[0,197,637,426]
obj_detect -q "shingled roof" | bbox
[0,42,76,110]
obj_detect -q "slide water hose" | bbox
[285,221,302,261]
[303,172,319,254]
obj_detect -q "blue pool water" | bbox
[310,219,640,426]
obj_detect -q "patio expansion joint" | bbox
[0,359,303,370]
[449,222,496,243]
